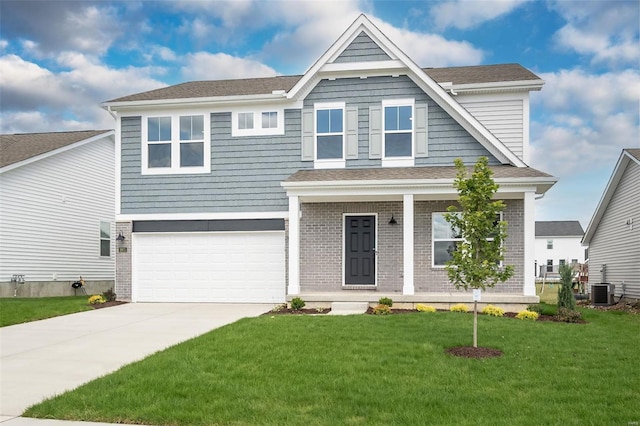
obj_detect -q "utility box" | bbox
[591,283,615,306]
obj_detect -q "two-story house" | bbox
[103,15,556,308]
[534,220,586,278]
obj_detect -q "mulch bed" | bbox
[89,301,128,309]
[446,346,503,359]
[265,307,331,315]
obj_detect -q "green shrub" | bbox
[372,304,391,315]
[416,304,436,313]
[450,303,469,313]
[290,297,305,311]
[88,295,106,305]
[102,288,117,302]
[481,305,505,317]
[557,263,576,310]
[554,307,582,323]
[526,304,543,315]
[516,310,539,320]
[378,297,393,307]
[270,304,286,313]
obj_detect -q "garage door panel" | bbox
[133,232,285,303]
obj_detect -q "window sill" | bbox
[382,158,414,168]
[314,159,346,169]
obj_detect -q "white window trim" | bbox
[231,108,285,137]
[314,101,346,168]
[141,111,211,175]
[431,212,504,268]
[99,220,112,258]
[382,98,414,167]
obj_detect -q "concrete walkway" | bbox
[0,303,272,424]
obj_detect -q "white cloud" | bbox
[551,0,640,66]
[371,18,484,67]
[0,53,166,134]
[530,69,640,178]
[180,52,278,81]
[0,39,7,50]
[429,0,529,30]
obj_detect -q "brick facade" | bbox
[115,221,132,301]
[298,199,524,294]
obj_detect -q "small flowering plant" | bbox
[416,304,436,313]
[88,295,106,305]
[481,305,505,317]
[450,303,469,313]
[516,310,539,321]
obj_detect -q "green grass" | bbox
[536,281,560,304]
[0,296,92,327]
[24,309,640,425]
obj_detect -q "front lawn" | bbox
[25,309,639,425]
[0,296,93,327]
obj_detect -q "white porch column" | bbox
[523,191,536,296]
[288,195,300,295]
[403,194,415,295]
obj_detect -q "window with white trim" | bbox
[383,99,413,158]
[432,212,503,267]
[99,221,111,257]
[231,109,284,136]
[142,113,210,175]
[547,239,553,249]
[315,102,344,161]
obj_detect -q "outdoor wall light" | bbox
[389,214,397,225]
[116,232,126,242]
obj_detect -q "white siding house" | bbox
[583,149,640,301]
[534,221,585,278]
[0,130,116,297]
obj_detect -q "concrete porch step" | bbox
[329,302,369,315]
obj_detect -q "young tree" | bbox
[444,157,514,348]
[557,263,577,310]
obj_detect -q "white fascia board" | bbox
[281,177,554,197]
[102,93,291,111]
[116,211,289,221]
[0,131,115,174]
[319,60,405,74]
[444,79,545,94]
[582,151,636,244]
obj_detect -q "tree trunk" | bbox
[473,301,478,348]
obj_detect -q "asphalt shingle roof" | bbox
[535,221,584,237]
[106,63,541,103]
[0,130,112,168]
[285,165,553,183]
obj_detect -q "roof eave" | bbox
[443,79,545,94]
[102,93,290,111]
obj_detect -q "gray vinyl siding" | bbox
[304,76,499,168]
[334,32,391,63]
[120,111,308,214]
[588,161,640,300]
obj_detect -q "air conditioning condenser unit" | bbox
[591,283,615,306]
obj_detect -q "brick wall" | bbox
[299,199,524,294]
[115,221,132,301]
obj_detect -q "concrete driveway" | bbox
[0,303,272,422]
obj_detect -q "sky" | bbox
[1,0,638,229]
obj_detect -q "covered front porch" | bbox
[281,166,556,305]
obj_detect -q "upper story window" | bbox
[547,239,553,249]
[142,112,210,175]
[315,102,344,162]
[231,109,284,137]
[384,101,413,158]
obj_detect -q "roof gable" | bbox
[285,14,527,167]
[333,31,391,63]
[583,148,640,244]
[0,130,114,171]
[535,221,584,237]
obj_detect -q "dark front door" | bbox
[345,215,376,285]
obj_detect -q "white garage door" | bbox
[133,231,285,303]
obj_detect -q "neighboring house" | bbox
[582,149,640,302]
[103,15,556,308]
[0,130,116,297]
[534,221,585,278]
